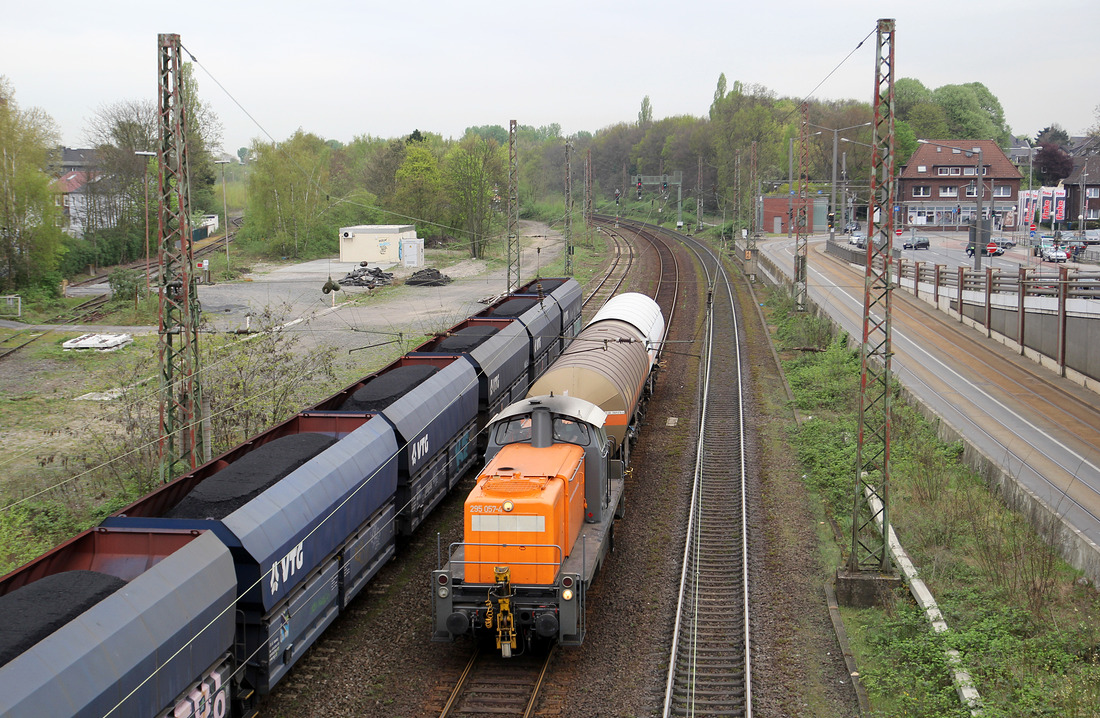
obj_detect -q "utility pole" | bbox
[215,159,230,271]
[507,120,520,291]
[564,139,573,276]
[975,147,985,270]
[794,103,810,312]
[787,137,794,238]
[156,32,204,480]
[696,155,703,232]
[135,150,156,292]
[584,148,593,226]
[734,150,741,238]
[846,18,896,583]
[747,141,758,281]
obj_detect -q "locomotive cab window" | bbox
[552,416,590,445]
[496,416,532,444]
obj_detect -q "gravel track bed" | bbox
[254,234,859,717]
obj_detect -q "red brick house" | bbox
[898,140,1022,231]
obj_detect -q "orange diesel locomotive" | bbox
[431,293,665,655]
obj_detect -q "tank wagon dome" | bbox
[590,292,664,361]
[527,321,651,448]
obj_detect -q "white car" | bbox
[1042,246,1068,263]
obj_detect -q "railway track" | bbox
[581,226,634,312]
[2,226,239,361]
[437,646,556,718]
[592,215,680,324]
[662,234,751,717]
[0,294,112,361]
[427,219,686,717]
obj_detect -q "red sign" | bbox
[895,228,903,236]
[987,243,998,253]
[1030,223,1037,232]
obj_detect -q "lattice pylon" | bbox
[850,18,896,573]
[564,140,573,276]
[507,120,520,291]
[156,33,204,481]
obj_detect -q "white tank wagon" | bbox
[526,292,664,459]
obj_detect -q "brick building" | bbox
[898,140,1022,231]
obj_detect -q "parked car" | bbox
[1042,246,1068,263]
[848,234,865,249]
[903,236,930,250]
[966,243,1004,257]
[994,238,1015,249]
[844,221,861,234]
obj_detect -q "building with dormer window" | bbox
[898,140,1022,231]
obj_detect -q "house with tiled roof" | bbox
[54,170,116,237]
[898,140,1023,231]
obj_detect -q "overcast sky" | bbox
[4,0,1098,154]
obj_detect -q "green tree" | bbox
[1035,124,1070,148]
[180,63,223,214]
[393,143,442,230]
[709,82,788,226]
[931,83,1008,144]
[906,101,950,139]
[710,73,728,119]
[0,77,66,292]
[444,134,504,258]
[237,146,249,164]
[963,81,1010,144]
[894,77,932,119]
[638,95,653,127]
[242,130,333,258]
[464,125,508,146]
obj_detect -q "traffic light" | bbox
[662,175,668,191]
[636,179,642,200]
[828,212,835,229]
[614,188,620,205]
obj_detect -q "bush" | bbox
[108,268,143,303]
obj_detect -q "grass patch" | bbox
[764,284,1100,717]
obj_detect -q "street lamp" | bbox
[810,122,872,243]
[135,150,156,292]
[917,140,985,271]
[840,137,876,234]
[214,159,231,271]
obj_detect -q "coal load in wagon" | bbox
[0,570,127,666]
[405,268,452,286]
[436,326,499,352]
[339,365,439,413]
[524,279,565,293]
[166,433,338,519]
[491,298,538,317]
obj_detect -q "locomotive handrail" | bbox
[444,541,564,572]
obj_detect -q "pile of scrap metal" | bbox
[405,268,453,286]
[340,264,394,288]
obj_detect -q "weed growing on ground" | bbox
[764,285,1100,716]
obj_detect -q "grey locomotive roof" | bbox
[489,394,607,427]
